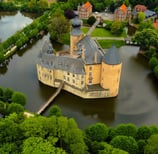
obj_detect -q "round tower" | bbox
[70,13,83,55]
[100,45,122,97]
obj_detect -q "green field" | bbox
[98,40,125,48]
[82,27,127,38]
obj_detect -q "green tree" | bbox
[136,126,152,140]
[0,101,6,115]
[67,117,78,129]
[114,123,137,138]
[3,88,14,102]
[98,142,129,154]
[0,143,19,154]
[111,21,124,35]
[7,103,24,115]
[38,0,48,10]
[22,137,55,154]
[64,128,87,153]
[138,12,145,23]
[56,116,69,146]
[149,57,158,70]
[11,92,26,106]
[48,105,62,117]
[110,135,138,154]
[0,52,5,64]
[144,134,158,154]
[150,125,158,135]
[0,118,22,145]
[0,88,3,98]
[87,16,96,26]
[48,15,70,42]
[70,143,87,154]
[132,28,158,50]
[137,139,147,154]
[85,123,109,142]
[137,20,154,31]
[46,116,58,137]
[111,148,129,154]
[21,116,49,138]
[153,65,158,78]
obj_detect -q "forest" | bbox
[0,102,158,153]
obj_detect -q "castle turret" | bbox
[70,13,83,55]
[101,45,122,97]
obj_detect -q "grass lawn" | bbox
[60,27,126,48]
[98,40,125,48]
[81,27,127,38]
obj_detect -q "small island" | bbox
[36,14,122,99]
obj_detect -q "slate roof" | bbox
[77,35,104,64]
[38,41,85,74]
[144,10,156,18]
[70,16,83,36]
[83,1,92,10]
[120,4,127,13]
[102,44,121,65]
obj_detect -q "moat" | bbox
[0,12,158,128]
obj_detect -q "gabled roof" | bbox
[83,1,92,9]
[134,4,147,12]
[77,35,104,64]
[102,44,121,65]
[38,40,85,74]
[120,4,127,13]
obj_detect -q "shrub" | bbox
[136,126,152,140]
[115,123,137,138]
[144,134,158,154]
[85,123,109,142]
[11,92,26,106]
[148,57,158,70]
[87,16,96,26]
[110,135,138,154]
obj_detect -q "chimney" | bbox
[94,52,97,63]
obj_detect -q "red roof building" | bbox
[134,5,147,12]
[114,4,131,21]
[78,1,92,19]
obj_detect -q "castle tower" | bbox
[100,45,122,97]
[70,13,83,55]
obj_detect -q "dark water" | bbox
[0,12,158,129]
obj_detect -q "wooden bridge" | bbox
[37,81,64,115]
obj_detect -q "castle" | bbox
[36,15,122,99]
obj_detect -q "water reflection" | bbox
[0,11,32,41]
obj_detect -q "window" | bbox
[89,80,92,85]
[89,66,92,70]
[73,79,75,83]
[89,72,92,76]
[73,74,75,77]
[67,77,69,81]
[67,72,70,75]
